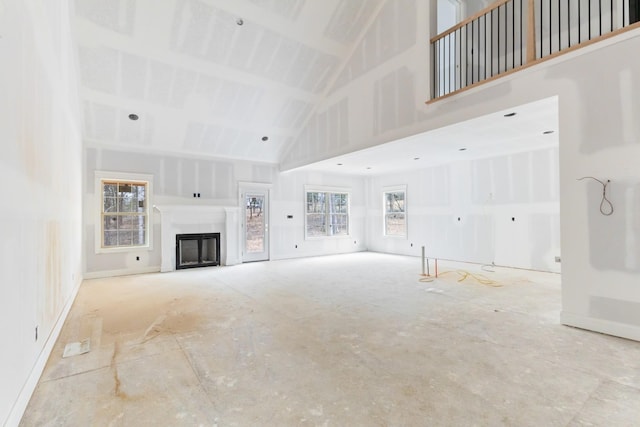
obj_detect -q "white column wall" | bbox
[0,0,83,425]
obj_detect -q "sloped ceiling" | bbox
[73,0,385,163]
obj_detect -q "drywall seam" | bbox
[4,276,82,427]
[278,0,390,162]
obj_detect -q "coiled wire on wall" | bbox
[578,176,614,216]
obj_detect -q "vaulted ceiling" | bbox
[73,0,384,164]
[73,0,559,173]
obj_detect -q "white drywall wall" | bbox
[281,0,640,341]
[83,148,366,276]
[0,0,83,424]
[366,147,560,273]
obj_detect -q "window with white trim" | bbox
[383,186,406,237]
[95,172,152,253]
[305,186,350,238]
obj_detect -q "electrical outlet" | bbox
[136,256,140,261]
[555,256,561,263]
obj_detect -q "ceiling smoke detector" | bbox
[236,18,244,26]
[261,136,269,142]
[128,113,139,121]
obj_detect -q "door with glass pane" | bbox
[242,189,269,262]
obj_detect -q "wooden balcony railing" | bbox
[430,0,640,101]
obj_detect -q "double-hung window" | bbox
[383,185,407,237]
[95,172,153,253]
[305,186,350,238]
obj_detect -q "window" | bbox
[384,186,406,237]
[305,186,350,238]
[95,172,152,253]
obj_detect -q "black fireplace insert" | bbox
[176,233,220,269]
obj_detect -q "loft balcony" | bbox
[430,0,640,101]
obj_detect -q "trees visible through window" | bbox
[305,189,350,237]
[384,187,406,237]
[101,180,148,248]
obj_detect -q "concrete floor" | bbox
[21,253,640,426]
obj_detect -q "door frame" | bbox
[239,182,272,263]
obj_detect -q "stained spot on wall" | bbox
[45,221,63,325]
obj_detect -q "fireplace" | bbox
[176,233,221,269]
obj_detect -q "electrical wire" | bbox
[418,270,500,287]
[481,263,495,273]
[577,176,614,216]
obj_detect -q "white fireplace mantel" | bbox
[154,204,241,272]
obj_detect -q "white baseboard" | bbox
[5,276,83,427]
[561,311,640,342]
[270,248,366,261]
[84,266,161,279]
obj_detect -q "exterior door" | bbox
[242,189,269,262]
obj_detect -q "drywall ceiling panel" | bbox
[89,102,118,142]
[183,122,205,151]
[168,68,198,109]
[227,22,262,70]
[78,46,118,94]
[247,0,306,20]
[147,61,175,105]
[120,52,147,100]
[247,28,281,74]
[75,0,135,35]
[204,11,236,63]
[324,0,382,45]
[117,112,143,144]
[201,124,223,153]
[73,0,385,163]
[170,0,213,57]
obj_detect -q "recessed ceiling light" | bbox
[236,18,244,26]
[366,167,372,170]
[543,130,555,134]
[504,112,517,117]
[261,136,269,142]
[128,113,139,121]
[337,163,343,166]
[459,148,467,151]
[414,157,420,160]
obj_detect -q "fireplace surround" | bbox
[154,204,241,272]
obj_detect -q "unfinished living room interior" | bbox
[3,0,640,425]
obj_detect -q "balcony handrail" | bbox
[431,0,512,43]
[430,0,640,101]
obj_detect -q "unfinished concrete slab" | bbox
[20,253,640,426]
